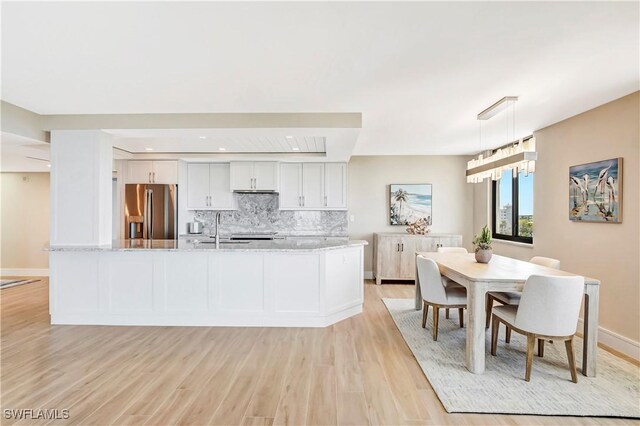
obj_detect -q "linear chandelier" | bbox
[466,96,537,183]
[466,136,537,183]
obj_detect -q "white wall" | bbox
[347,155,474,273]
[474,91,639,351]
[0,172,50,275]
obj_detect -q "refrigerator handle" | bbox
[148,189,154,240]
[142,189,148,239]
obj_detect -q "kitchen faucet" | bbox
[214,211,221,248]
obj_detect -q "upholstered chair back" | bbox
[417,256,448,304]
[515,275,584,336]
[437,247,468,254]
[530,256,561,270]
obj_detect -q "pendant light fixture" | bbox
[466,96,537,183]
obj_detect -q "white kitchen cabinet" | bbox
[186,163,234,210]
[127,161,153,184]
[187,164,210,209]
[253,162,278,191]
[302,163,325,208]
[279,163,303,208]
[127,161,178,184]
[151,161,179,184]
[279,162,347,210]
[230,162,278,191]
[324,163,347,208]
[373,233,463,285]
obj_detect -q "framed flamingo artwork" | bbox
[389,184,432,225]
[569,158,623,223]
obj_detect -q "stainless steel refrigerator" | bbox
[125,184,178,240]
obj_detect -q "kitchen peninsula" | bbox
[48,238,366,327]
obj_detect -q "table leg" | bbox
[466,281,487,374]
[582,285,599,377]
[414,260,422,310]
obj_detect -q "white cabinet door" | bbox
[302,163,324,208]
[279,163,303,209]
[254,162,278,191]
[152,161,178,184]
[230,162,254,191]
[127,161,153,183]
[399,238,418,279]
[415,237,439,253]
[378,236,402,279]
[209,163,234,209]
[187,163,210,210]
[324,163,347,209]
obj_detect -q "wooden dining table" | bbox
[414,252,600,376]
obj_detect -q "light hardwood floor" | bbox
[0,279,635,426]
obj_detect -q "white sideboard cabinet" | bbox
[373,233,463,285]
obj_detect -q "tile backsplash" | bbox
[193,193,348,237]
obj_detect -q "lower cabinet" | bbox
[373,233,463,285]
[49,246,364,327]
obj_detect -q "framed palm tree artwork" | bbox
[389,184,432,225]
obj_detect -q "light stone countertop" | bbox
[46,238,367,252]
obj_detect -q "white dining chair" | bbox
[485,256,561,332]
[436,247,468,319]
[490,274,584,383]
[417,256,467,341]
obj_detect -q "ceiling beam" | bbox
[41,112,362,130]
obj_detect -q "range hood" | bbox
[233,189,279,194]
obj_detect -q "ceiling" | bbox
[2,2,638,155]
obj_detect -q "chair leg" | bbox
[432,306,439,341]
[505,326,511,344]
[422,301,428,328]
[565,338,578,383]
[446,308,450,319]
[491,315,499,356]
[458,308,464,328]
[485,295,493,329]
[525,334,535,382]
[538,339,545,357]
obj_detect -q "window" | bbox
[492,168,533,243]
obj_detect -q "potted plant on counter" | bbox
[473,225,492,263]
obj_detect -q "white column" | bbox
[50,130,113,246]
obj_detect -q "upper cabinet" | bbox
[279,162,347,210]
[324,163,347,208]
[187,163,234,210]
[230,162,279,191]
[127,161,178,184]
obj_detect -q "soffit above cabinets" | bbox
[108,131,326,154]
[104,127,360,162]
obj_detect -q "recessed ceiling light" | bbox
[199,136,207,139]
[218,147,226,151]
[292,147,300,151]
[47,164,51,168]
[145,147,153,151]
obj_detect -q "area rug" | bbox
[383,298,640,418]
[0,279,39,289]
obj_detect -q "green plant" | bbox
[472,225,492,252]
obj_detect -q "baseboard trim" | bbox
[364,270,373,280]
[1,268,49,277]
[578,318,640,361]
